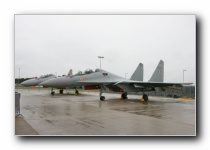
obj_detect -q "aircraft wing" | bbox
[77,80,193,87]
[114,81,193,87]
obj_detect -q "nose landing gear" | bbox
[51,88,55,95]
[75,89,80,95]
[99,85,106,101]
[100,96,105,101]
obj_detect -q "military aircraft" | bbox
[20,69,72,86]
[40,62,143,95]
[40,60,192,101]
[20,74,56,86]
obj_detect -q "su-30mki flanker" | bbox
[40,60,193,101]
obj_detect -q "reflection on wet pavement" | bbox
[18,89,195,135]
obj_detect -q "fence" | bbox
[15,92,21,116]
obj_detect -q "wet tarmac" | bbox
[15,89,196,136]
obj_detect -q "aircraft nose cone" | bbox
[20,80,32,86]
[20,79,39,86]
[20,82,26,86]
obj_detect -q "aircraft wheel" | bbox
[59,89,63,94]
[51,91,55,95]
[75,90,79,95]
[100,96,105,101]
[142,94,148,101]
[121,92,127,99]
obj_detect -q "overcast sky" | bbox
[15,15,195,84]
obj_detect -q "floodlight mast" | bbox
[98,56,104,69]
[18,68,20,85]
[183,69,186,83]
[125,73,128,79]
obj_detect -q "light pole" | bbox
[18,68,20,85]
[125,73,128,79]
[183,69,186,83]
[98,56,104,69]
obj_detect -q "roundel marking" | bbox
[79,76,84,81]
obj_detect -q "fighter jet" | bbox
[40,60,192,101]
[20,69,73,87]
[20,74,56,86]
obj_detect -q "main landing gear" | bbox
[59,89,63,94]
[121,92,148,101]
[98,86,148,102]
[142,94,148,101]
[75,89,80,95]
[51,89,80,95]
[51,89,64,95]
[121,92,128,100]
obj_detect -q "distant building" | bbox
[147,86,195,98]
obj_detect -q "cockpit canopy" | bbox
[95,68,101,72]
[77,71,83,75]
[39,74,54,78]
[74,68,101,76]
[85,68,93,74]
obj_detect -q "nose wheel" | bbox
[100,96,105,101]
[75,90,79,95]
[51,88,55,95]
[99,85,106,101]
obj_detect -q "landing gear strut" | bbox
[59,89,63,94]
[75,89,79,95]
[142,94,148,101]
[99,85,105,101]
[51,88,55,95]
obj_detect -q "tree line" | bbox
[15,78,32,84]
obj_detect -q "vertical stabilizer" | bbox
[149,60,164,82]
[67,69,73,76]
[130,63,143,81]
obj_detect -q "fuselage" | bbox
[40,69,127,89]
